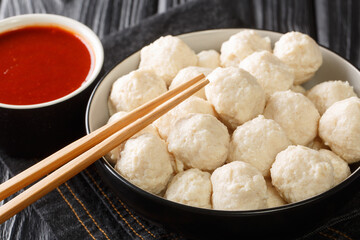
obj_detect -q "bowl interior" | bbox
[0,14,104,109]
[86,29,360,211]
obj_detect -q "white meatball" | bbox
[271,145,334,203]
[197,50,220,69]
[220,30,271,67]
[105,111,159,165]
[165,169,212,209]
[115,133,174,195]
[273,31,322,84]
[108,68,167,113]
[307,80,357,115]
[266,179,287,208]
[319,149,351,186]
[205,67,265,129]
[169,66,213,99]
[167,113,230,171]
[228,115,291,177]
[239,51,294,99]
[139,35,197,86]
[153,96,216,140]
[211,161,267,210]
[319,97,360,163]
[264,90,320,145]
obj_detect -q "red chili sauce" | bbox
[0,26,92,105]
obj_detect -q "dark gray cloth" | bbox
[1,0,359,239]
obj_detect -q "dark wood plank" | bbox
[0,0,194,38]
[252,0,317,37]
[315,0,360,68]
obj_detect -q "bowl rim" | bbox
[85,28,360,216]
[0,13,104,109]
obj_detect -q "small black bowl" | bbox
[85,29,360,239]
[0,14,104,158]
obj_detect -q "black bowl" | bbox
[85,29,360,239]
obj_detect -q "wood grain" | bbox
[0,0,190,38]
[315,0,360,68]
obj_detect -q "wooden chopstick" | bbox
[0,75,209,224]
[0,73,205,202]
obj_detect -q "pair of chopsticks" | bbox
[0,74,208,224]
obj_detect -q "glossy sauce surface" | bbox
[0,26,92,105]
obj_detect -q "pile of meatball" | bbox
[107,30,360,210]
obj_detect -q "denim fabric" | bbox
[1,0,360,239]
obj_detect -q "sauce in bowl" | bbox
[0,26,92,105]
